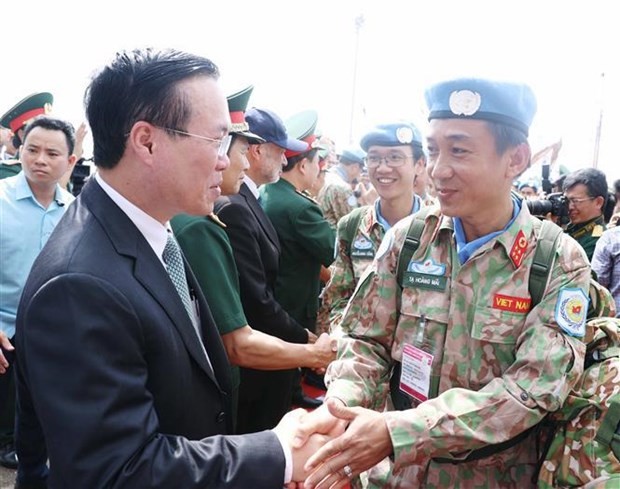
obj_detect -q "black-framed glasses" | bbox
[156,126,232,157]
[364,154,412,168]
[565,196,595,206]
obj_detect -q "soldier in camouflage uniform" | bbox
[297,78,591,489]
[317,122,427,335]
[317,147,366,229]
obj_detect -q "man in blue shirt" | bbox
[0,116,76,475]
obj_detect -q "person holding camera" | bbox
[563,167,608,261]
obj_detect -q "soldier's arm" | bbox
[317,214,360,336]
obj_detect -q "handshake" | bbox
[273,398,393,488]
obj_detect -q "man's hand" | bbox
[293,398,348,450]
[274,408,332,485]
[0,331,15,374]
[306,333,337,370]
[306,329,318,344]
[303,398,393,489]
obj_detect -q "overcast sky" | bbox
[3,0,618,183]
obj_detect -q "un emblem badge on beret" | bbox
[396,126,414,144]
[449,90,482,116]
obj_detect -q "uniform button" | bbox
[216,411,226,423]
[520,392,529,401]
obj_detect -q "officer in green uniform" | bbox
[0,92,54,179]
[563,167,608,261]
[261,110,336,332]
[261,110,336,407]
[172,88,335,430]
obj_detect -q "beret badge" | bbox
[396,126,414,144]
[448,90,481,116]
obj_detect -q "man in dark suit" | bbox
[14,47,324,489]
[214,107,321,434]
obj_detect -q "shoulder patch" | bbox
[592,224,604,238]
[555,288,588,337]
[375,227,395,261]
[207,213,227,228]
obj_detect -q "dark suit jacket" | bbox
[214,183,307,429]
[14,179,285,488]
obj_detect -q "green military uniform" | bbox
[171,213,244,427]
[0,161,21,180]
[169,86,263,431]
[566,214,606,261]
[326,205,590,487]
[260,178,335,330]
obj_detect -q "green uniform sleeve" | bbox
[173,216,247,335]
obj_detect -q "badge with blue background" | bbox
[402,258,447,291]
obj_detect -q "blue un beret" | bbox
[339,147,365,165]
[360,122,423,152]
[424,78,537,136]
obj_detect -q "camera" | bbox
[70,157,92,196]
[526,192,570,225]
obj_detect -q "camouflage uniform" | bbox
[317,167,357,229]
[317,196,422,335]
[325,204,590,488]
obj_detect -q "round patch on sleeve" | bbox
[555,288,588,337]
[375,227,395,261]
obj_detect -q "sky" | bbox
[3,0,619,183]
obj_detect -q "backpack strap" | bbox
[529,220,563,308]
[340,206,368,258]
[396,206,434,289]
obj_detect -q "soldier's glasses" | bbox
[156,126,232,158]
[365,154,413,168]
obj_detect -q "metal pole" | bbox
[349,15,364,144]
[592,72,605,169]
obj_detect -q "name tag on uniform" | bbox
[400,344,434,403]
[402,272,447,291]
[350,235,375,259]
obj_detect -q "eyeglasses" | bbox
[364,154,412,168]
[156,126,232,157]
[565,196,596,206]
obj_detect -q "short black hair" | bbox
[85,47,219,169]
[563,168,608,200]
[22,115,76,155]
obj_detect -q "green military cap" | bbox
[1,92,54,133]
[227,86,264,144]
[284,110,325,158]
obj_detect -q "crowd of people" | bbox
[0,47,619,488]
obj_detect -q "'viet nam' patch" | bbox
[555,288,588,337]
[407,258,446,276]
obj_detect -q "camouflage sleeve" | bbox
[317,214,359,336]
[325,225,402,411]
[382,233,590,471]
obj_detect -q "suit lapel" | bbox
[84,180,221,387]
[240,183,280,250]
